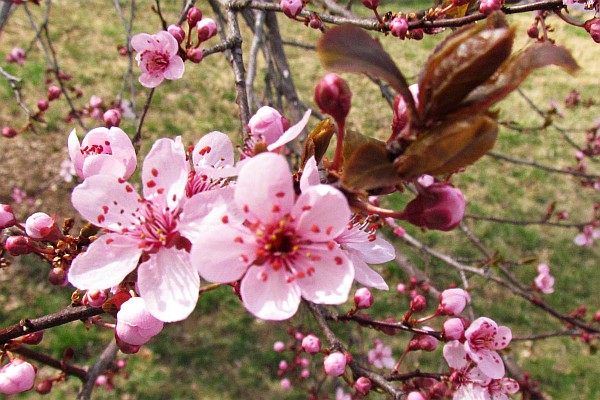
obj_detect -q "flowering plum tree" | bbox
[0,0,599,399]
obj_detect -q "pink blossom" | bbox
[368,339,395,369]
[573,225,600,246]
[438,288,471,316]
[6,47,26,64]
[464,318,512,379]
[190,153,353,320]
[280,378,291,389]
[533,263,554,294]
[336,387,351,400]
[68,137,222,322]
[131,31,184,88]
[0,359,36,395]
[486,378,520,400]
[444,340,492,398]
[390,17,409,39]
[116,297,164,345]
[191,130,238,182]
[354,287,374,309]
[68,127,137,180]
[59,159,77,183]
[355,376,372,394]
[324,352,347,376]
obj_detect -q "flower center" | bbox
[128,199,181,252]
[81,140,112,156]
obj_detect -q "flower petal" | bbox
[164,55,185,80]
[295,246,353,304]
[154,30,179,56]
[82,154,127,179]
[240,265,302,320]
[493,326,512,350]
[443,340,469,370]
[267,109,311,151]
[341,232,395,264]
[235,153,294,224]
[138,73,164,88]
[71,174,140,230]
[137,248,199,322]
[299,156,320,192]
[473,349,505,379]
[350,252,389,290]
[131,33,154,52]
[192,131,235,172]
[107,127,137,179]
[142,137,189,209]
[189,206,254,283]
[67,129,84,179]
[68,234,142,290]
[293,185,350,242]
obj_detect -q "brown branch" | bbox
[0,305,105,344]
[511,329,584,341]
[12,345,88,381]
[335,314,443,340]
[226,6,251,138]
[133,88,155,150]
[487,151,600,180]
[77,340,119,400]
[306,302,405,400]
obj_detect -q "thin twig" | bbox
[487,151,600,180]
[133,88,155,150]
[77,340,119,400]
[13,346,88,381]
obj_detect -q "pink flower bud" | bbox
[2,126,18,138]
[390,17,408,39]
[5,236,36,256]
[298,357,309,367]
[479,0,504,15]
[167,24,186,44]
[47,85,61,101]
[103,109,122,128]
[273,341,286,352]
[534,264,555,294]
[593,310,600,322]
[396,283,407,294]
[186,48,204,63]
[294,332,304,341]
[301,334,321,354]
[0,204,16,229]
[406,391,427,400]
[323,352,347,376]
[88,95,103,109]
[300,369,310,378]
[36,380,53,394]
[401,183,466,231]
[308,14,323,30]
[527,24,539,39]
[6,47,26,65]
[0,359,36,395]
[355,376,372,394]
[115,335,141,354]
[280,0,304,19]
[25,212,62,240]
[442,318,465,341]
[438,288,470,316]
[116,297,164,346]
[187,7,202,27]
[21,331,44,345]
[248,106,287,145]
[408,331,438,352]
[83,289,109,308]
[585,18,600,43]
[280,378,291,389]
[48,267,67,286]
[391,84,419,136]
[410,294,427,313]
[360,0,380,10]
[197,18,217,42]
[37,99,49,112]
[278,360,288,370]
[314,73,352,123]
[354,287,374,309]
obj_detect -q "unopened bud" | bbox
[355,376,372,394]
[354,287,374,309]
[47,85,61,101]
[2,126,18,138]
[314,73,352,123]
[187,7,202,27]
[410,294,427,313]
[442,318,466,341]
[103,109,122,128]
[389,17,408,39]
[21,331,44,345]
[273,341,286,352]
[25,212,62,241]
[186,48,204,63]
[280,0,304,19]
[479,0,504,15]
[360,0,380,10]
[308,13,323,30]
[36,380,53,395]
[0,204,16,229]
[5,236,36,256]
[323,352,347,376]
[83,289,108,308]
[167,24,186,44]
[401,184,465,231]
[584,18,600,43]
[438,288,470,316]
[37,99,49,112]
[527,24,539,39]
[197,18,217,42]
[301,334,321,354]
[408,331,438,352]
[48,267,67,286]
